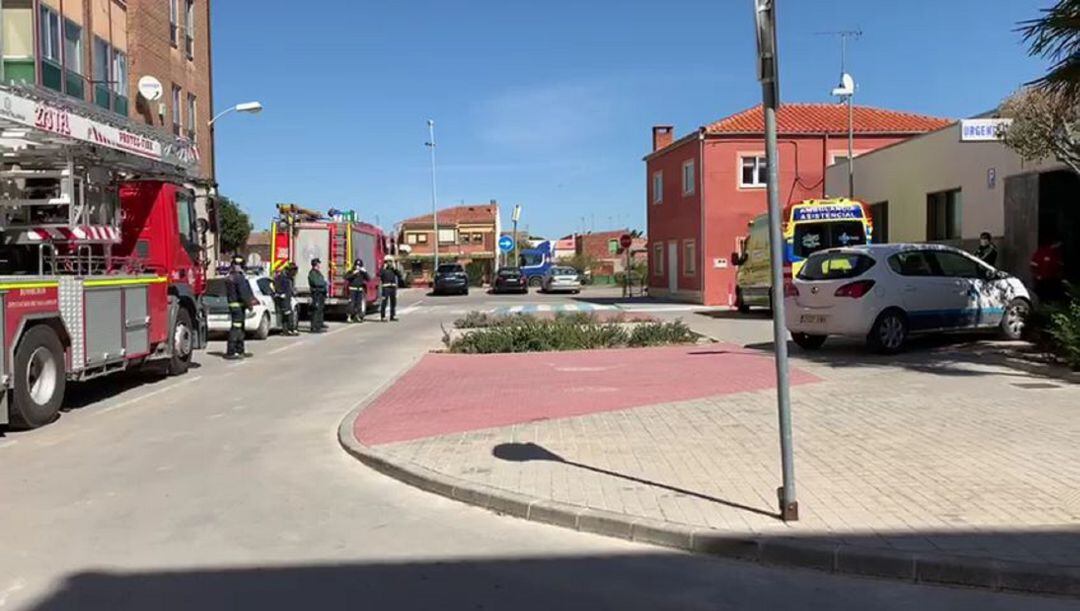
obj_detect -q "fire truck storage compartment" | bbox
[81,284,149,367]
[352,229,377,271]
[294,226,330,292]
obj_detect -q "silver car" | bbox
[541,266,582,294]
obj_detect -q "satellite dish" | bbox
[831,73,855,97]
[138,76,164,101]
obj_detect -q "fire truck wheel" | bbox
[10,325,67,429]
[168,308,194,376]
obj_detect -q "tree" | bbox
[1019,0,1080,99]
[557,253,598,275]
[1000,87,1080,175]
[217,195,253,254]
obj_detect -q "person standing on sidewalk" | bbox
[273,262,299,336]
[225,255,257,360]
[974,232,999,267]
[308,258,328,333]
[345,258,370,323]
[379,260,403,322]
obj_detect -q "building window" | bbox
[112,50,128,115]
[472,232,483,243]
[740,155,768,188]
[62,19,84,99]
[171,85,182,136]
[653,242,663,276]
[870,201,889,243]
[437,228,456,244]
[652,171,663,204]
[92,36,110,110]
[683,240,696,276]
[40,6,61,62]
[185,0,196,59]
[927,189,962,241]
[187,94,197,142]
[682,160,695,195]
[417,233,428,244]
[170,0,179,46]
[608,238,619,255]
[460,233,471,245]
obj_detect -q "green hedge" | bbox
[446,314,695,354]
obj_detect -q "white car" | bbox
[785,243,1031,353]
[205,275,286,340]
[541,266,582,294]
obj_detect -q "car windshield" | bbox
[554,268,578,276]
[519,253,544,267]
[437,264,463,274]
[798,252,875,280]
[498,269,521,277]
[793,221,867,259]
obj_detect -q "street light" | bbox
[832,73,856,198]
[426,120,440,275]
[209,101,264,126]
[512,204,522,269]
[205,100,263,267]
[754,0,798,522]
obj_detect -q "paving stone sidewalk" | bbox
[342,319,1080,595]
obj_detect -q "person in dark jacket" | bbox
[225,255,257,360]
[308,258,328,333]
[273,262,299,336]
[379,260,403,321]
[974,232,998,267]
[345,258,370,323]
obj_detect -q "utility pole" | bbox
[819,29,862,199]
[512,204,522,268]
[426,120,440,274]
[755,0,798,522]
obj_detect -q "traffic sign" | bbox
[619,233,633,249]
[498,235,514,252]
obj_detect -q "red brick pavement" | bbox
[355,345,820,446]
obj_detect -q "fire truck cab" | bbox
[0,83,209,429]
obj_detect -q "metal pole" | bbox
[512,219,519,267]
[427,120,440,276]
[847,94,854,198]
[755,0,798,522]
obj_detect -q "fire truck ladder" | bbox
[0,82,202,275]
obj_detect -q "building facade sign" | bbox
[960,119,1012,142]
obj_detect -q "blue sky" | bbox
[212,0,1052,238]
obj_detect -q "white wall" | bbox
[824,123,1057,242]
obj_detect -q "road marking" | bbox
[98,375,203,414]
[0,578,26,608]
[268,341,305,355]
[0,439,18,451]
[397,301,424,316]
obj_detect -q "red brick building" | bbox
[645,103,951,305]
[398,203,501,284]
[574,230,647,279]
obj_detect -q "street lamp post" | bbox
[512,204,522,268]
[754,0,798,522]
[426,120,440,276]
[205,100,263,264]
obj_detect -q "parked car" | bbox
[206,275,285,340]
[541,266,582,294]
[785,243,1031,353]
[433,263,469,295]
[493,267,528,294]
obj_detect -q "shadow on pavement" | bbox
[744,335,1072,382]
[493,442,779,520]
[21,551,1079,610]
[696,309,773,321]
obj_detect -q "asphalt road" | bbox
[0,288,1075,610]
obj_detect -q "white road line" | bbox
[0,439,18,450]
[508,305,525,314]
[536,304,552,312]
[98,375,203,414]
[268,341,305,355]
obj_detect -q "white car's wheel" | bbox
[867,309,908,354]
[253,312,270,340]
[1000,298,1030,340]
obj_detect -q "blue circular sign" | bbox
[498,235,514,252]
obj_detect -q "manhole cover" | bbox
[1011,382,1062,390]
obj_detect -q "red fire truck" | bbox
[0,83,208,429]
[269,205,392,315]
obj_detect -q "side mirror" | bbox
[196,218,210,235]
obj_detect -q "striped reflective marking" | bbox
[489,303,618,316]
[83,277,168,288]
[0,281,59,291]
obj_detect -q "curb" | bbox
[338,401,1080,599]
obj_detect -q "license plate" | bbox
[800,314,828,324]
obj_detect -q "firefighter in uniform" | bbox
[225,255,257,360]
[379,259,403,322]
[274,262,299,336]
[308,257,328,333]
[345,258,370,323]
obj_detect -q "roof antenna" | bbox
[817,29,862,199]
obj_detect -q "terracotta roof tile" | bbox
[400,204,499,227]
[704,103,952,135]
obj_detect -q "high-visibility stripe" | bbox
[0,281,60,290]
[84,277,167,288]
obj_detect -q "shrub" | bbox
[447,316,696,354]
[1045,295,1080,370]
[627,320,696,347]
[454,311,494,329]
